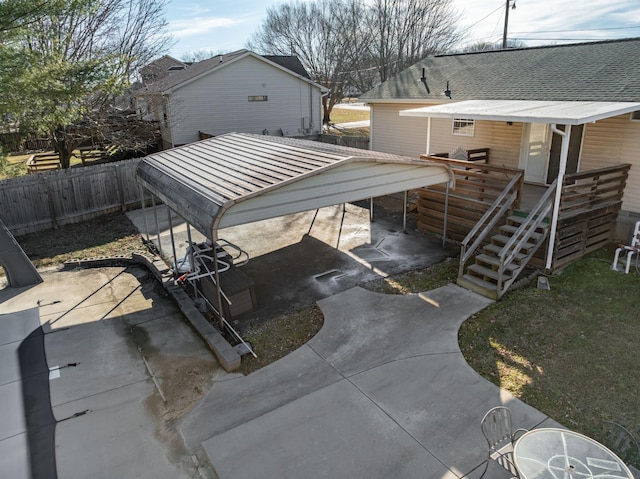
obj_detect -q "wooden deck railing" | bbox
[420,159,630,275]
[547,163,631,271]
[417,156,524,242]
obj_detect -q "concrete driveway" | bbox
[0,266,219,479]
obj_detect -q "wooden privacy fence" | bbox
[0,158,143,236]
[318,134,369,150]
[416,156,524,242]
[0,132,53,152]
[548,163,631,271]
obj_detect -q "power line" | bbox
[462,3,504,31]
[514,36,633,41]
[512,25,640,34]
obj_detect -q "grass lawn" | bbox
[459,247,640,443]
[7,211,640,449]
[328,107,369,124]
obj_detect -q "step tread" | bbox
[482,244,527,261]
[457,275,499,299]
[475,254,519,272]
[468,263,512,281]
[491,234,536,250]
[499,224,544,239]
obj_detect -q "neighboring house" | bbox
[360,38,640,229]
[134,50,327,148]
[138,55,189,84]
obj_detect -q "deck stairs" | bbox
[456,179,557,300]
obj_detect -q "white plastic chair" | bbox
[611,221,640,274]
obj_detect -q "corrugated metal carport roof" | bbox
[136,133,452,240]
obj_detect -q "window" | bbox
[631,111,640,121]
[248,95,268,102]
[452,118,475,136]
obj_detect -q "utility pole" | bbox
[502,0,516,49]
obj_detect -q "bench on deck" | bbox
[77,145,119,165]
[26,153,61,173]
[432,147,490,163]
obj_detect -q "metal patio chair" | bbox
[601,421,640,469]
[480,406,528,478]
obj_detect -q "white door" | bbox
[519,123,550,184]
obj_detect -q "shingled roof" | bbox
[361,38,640,103]
[140,50,314,94]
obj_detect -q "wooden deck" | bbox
[417,155,630,277]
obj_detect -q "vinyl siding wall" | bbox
[370,103,522,166]
[168,56,323,145]
[371,103,640,217]
[370,103,431,156]
[580,114,640,214]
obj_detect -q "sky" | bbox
[165,0,640,61]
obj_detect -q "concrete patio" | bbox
[179,284,563,478]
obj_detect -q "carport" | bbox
[135,133,454,341]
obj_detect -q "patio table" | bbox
[514,428,633,479]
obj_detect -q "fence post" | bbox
[113,163,126,211]
[40,175,58,229]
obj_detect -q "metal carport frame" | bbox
[135,132,454,330]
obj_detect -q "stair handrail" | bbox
[496,180,557,294]
[459,172,523,277]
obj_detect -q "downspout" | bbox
[309,84,313,134]
[546,123,572,271]
[425,117,432,155]
[320,89,330,132]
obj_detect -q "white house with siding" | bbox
[360,38,640,235]
[135,50,327,149]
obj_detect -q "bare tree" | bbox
[458,39,527,53]
[364,0,461,85]
[248,0,365,124]
[181,49,229,63]
[249,0,461,122]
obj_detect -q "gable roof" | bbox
[139,50,249,93]
[139,50,320,95]
[139,55,188,83]
[361,38,640,103]
[263,56,310,79]
[136,133,452,237]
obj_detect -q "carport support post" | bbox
[403,190,408,233]
[212,251,225,330]
[211,231,226,330]
[186,223,196,296]
[443,181,450,247]
[167,207,178,272]
[369,198,374,222]
[152,195,163,257]
[139,186,150,244]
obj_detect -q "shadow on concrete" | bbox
[234,225,451,322]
